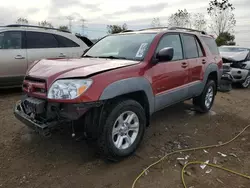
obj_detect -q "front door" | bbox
[0,31,27,87]
[150,33,189,111]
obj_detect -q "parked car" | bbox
[219,46,250,88]
[0,24,92,88]
[14,27,222,161]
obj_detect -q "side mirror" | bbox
[156,47,174,62]
[81,48,89,57]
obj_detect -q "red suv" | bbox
[14,27,222,161]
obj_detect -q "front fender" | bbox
[99,77,155,114]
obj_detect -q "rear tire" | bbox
[98,99,146,161]
[193,80,216,113]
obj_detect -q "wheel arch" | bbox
[99,77,155,126]
[203,63,221,92]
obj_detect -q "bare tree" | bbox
[151,18,161,27]
[192,13,207,31]
[168,9,191,28]
[16,18,29,25]
[207,0,236,36]
[38,20,53,28]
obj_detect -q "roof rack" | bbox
[138,27,168,31]
[5,24,71,33]
[168,26,207,35]
[120,30,134,33]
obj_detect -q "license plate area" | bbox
[23,97,46,115]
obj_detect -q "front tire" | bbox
[193,80,216,113]
[98,99,146,161]
[240,75,250,88]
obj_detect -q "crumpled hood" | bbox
[220,51,248,61]
[27,58,140,79]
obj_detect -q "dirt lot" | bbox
[0,88,250,188]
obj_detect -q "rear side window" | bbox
[26,31,58,49]
[182,34,198,59]
[0,31,22,49]
[195,38,204,57]
[201,36,219,55]
[156,34,183,61]
[54,34,80,47]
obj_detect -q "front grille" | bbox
[222,65,231,73]
[23,76,47,98]
[25,76,46,83]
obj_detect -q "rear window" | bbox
[182,34,199,59]
[201,36,219,55]
[54,34,80,47]
[27,31,58,49]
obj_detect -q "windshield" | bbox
[84,33,156,61]
[219,47,249,53]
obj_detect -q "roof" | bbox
[0,24,71,34]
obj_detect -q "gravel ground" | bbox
[0,88,250,188]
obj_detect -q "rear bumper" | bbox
[14,100,58,137]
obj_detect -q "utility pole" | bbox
[66,15,74,32]
[80,18,86,36]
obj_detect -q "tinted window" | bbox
[27,32,58,48]
[196,38,204,57]
[0,31,22,49]
[202,36,219,55]
[54,35,79,47]
[183,35,198,59]
[156,34,183,60]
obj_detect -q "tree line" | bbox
[107,0,236,46]
[16,18,71,32]
[15,0,236,46]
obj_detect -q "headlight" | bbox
[48,79,93,99]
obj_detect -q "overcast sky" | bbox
[0,0,249,46]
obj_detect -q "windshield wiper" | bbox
[97,56,128,60]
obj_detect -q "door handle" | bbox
[15,55,25,59]
[202,59,206,64]
[59,53,66,58]
[181,62,188,68]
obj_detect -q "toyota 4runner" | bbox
[14,27,222,161]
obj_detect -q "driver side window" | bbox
[156,34,183,61]
[0,31,22,49]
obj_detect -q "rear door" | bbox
[0,30,27,87]
[151,33,189,111]
[182,34,207,97]
[26,31,61,67]
[182,34,205,83]
[53,34,83,58]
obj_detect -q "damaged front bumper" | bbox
[14,100,58,137]
[14,97,102,137]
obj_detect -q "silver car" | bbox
[0,24,92,88]
[219,46,250,88]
